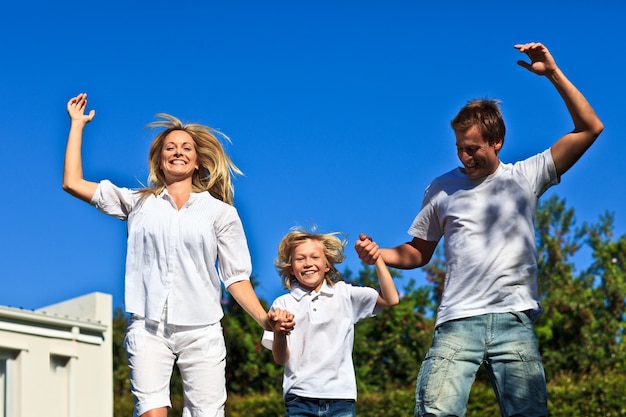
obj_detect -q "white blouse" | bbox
[91,180,252,325]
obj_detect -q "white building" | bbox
[0,292,112,417]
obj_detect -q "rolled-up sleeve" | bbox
[215,206,252,288]
[90,180,137,220]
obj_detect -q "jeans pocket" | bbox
[418,342,462,405]
[510,310,534,329]
[284,393,301,406]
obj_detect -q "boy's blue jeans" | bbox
[415,312,548,417]
[284,393,356,417]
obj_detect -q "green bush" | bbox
[356,389,414,416]
[224,369,626,417]
[547,371,626,417]
[225,390,283,416]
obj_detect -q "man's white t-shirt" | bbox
[409,149,559,327]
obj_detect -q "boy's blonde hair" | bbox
[275,227,346,290]
[140,113,242,205]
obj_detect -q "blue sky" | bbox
[1,1,624,312]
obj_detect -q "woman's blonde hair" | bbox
[140,113,241,205]
[275,227,346,290]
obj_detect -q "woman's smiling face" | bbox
[160,130,199,183]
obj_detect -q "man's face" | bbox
[455,125,502,179]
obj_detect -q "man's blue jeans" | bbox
[415,312,548,417]
[284,393,356,417]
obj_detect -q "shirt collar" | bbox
[159,188,199,206]
[289,280,335,301]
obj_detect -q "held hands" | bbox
[354,232,381,265]
[67,93,96,125]
[514,42,558,77]
[268,308,295,335]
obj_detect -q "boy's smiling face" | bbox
[290,239,330,292]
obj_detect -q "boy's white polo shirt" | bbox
[262,280,379,400]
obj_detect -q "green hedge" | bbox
[225,370,626,417]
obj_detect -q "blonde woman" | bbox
[63,93,293,417]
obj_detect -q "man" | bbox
[355,42,603,417]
